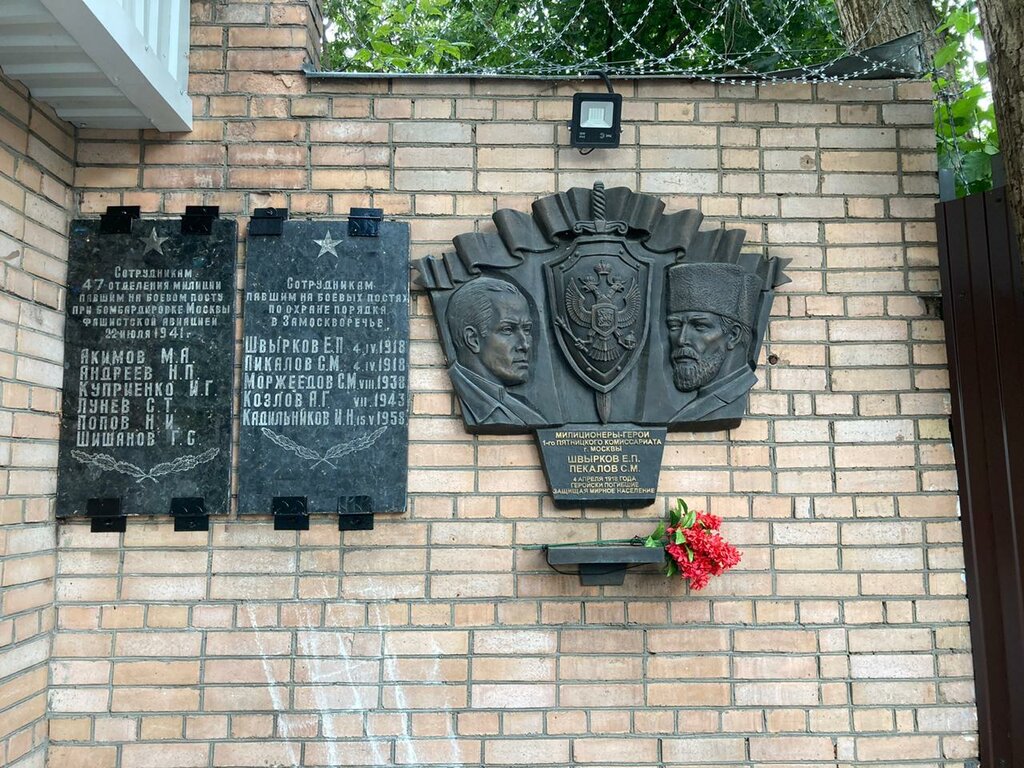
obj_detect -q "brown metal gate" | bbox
[936,186,1024,768]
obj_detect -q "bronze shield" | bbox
[544,239,652,393]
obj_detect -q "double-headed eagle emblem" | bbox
[546,246,652,399]
[561,261,641,362]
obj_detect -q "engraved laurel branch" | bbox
[260,426,387,469]
[71,447,220,484]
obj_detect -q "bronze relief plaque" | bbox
[412,183,788,506]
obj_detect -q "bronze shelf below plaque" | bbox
[544,544,665,586]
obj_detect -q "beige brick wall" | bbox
[0,73,74,768]
[2,0,982,766]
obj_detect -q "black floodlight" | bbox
[570,72,622,150]
[571,92,622,148]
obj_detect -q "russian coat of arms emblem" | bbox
[413,183,788,505]
[561,260,642,361]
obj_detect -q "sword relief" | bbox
[412,180,788,437]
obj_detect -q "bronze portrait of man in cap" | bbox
[414,183,789,503]
[445,276,544,428]
[415,184,788,433]
[666,262,762,424]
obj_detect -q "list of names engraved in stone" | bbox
[238,220,410,515]
[70,267,229,449]
[57,219,237,517]
[241,277,408,431]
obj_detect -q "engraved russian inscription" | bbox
[413,183,789,505]
[537,424,667,506]
[239,220,410,515]
[57,219,236,517]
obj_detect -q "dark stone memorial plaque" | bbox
[536,424,666,507]
[238,218,410,516]
[413,183,789,506]
[56,215,236,518]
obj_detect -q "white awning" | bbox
[0,0,191,131]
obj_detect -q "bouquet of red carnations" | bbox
[644,498,741,589]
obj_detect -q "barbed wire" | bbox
[323,0,923,83]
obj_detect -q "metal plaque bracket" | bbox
[87,497,126,532]
[170,497,208,532]
[181,206,220,235]
[250,207,289,236]
[338,495,374,531]
[348,207,383,238]
[272,496,309,530]
[99,206,141,235]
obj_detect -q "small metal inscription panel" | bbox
[413,183,789,505]
[56,218,237,518]
[536,424,666,508]
[238,220,410,515]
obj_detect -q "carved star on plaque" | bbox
[140,228,169,256]
[313,230,343,259]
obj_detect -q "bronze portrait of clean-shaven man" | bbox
[412,183,788,503]
[445,276,543,428]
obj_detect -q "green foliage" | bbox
[647,498,699,572]
[669,497,686,527]
[681,506,696,530]
[323,0,470,72]
[644,521,665,547]
[323,0,1000,199]
[322,0,845,75]
[931,0,999,196]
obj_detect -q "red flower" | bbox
[678,553,712,590]
[696,511,722,530]
[665,542,687,564]
[684,526,741,576]
[649,501,742,590]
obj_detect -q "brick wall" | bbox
[0,73,74,768]
[2,0,982,766]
